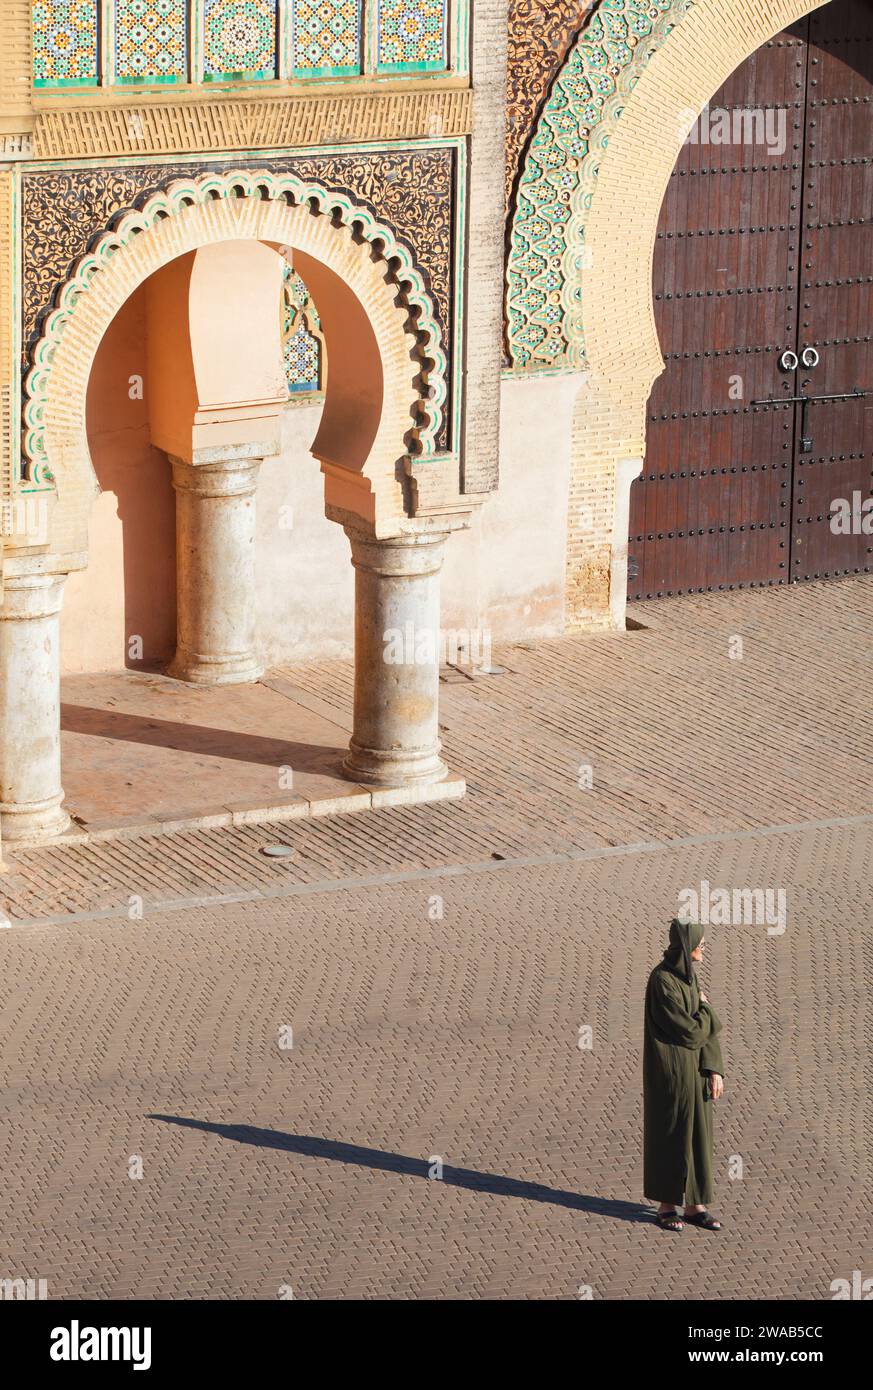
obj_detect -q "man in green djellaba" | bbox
[644,918,725,1233]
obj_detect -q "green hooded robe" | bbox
[643,919,724,1206]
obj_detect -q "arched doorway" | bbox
[628,0,873,600]
[1,172,465,843]
[68,238,345,678]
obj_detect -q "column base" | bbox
[0,795,71,843]
[166,650,265,686]
[342,741,448,789]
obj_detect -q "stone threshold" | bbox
[6,774,466,852]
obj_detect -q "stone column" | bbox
[610,456,645,630]
[167,452,264,685]
[0,573,70,841]
[343,527,450,787]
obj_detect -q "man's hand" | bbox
[699,990,708,1003]
[710,1073,724,1101]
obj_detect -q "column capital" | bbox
[343,525,451,580]
[168,454,262,501]
[0,571,67,622]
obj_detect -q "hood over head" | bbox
[663,917,704,983]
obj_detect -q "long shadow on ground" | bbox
[61,704,343,769]
[148,1114,652,1224]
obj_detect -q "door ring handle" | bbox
[779,349,799,372]
[801,346,820,369]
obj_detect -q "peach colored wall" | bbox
[292,248,383,472]
[63,282,176,674]
[62,258,570,676]
[143,252,198,463]
[190,240,287,408]
[257,402,354,662]
[146,241,286,462]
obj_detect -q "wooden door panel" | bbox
[630,527,786,600]
[629,27,805,600]
[791,0,873,583]
[697,29,806,110]
[652,233,797,324]
[805,224,873,299]
[652,290,796,362]
[632,1,873,603]
[648,352,797,416]
[809,105,873,167]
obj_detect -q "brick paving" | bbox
[2,577,872,922]
[0,579,871,1298]
[57,668,366,832]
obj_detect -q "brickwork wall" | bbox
[0,0,32,141]
[460,0,507,495]
[565,378,638,631]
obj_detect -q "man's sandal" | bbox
[684,1210,722,1231]
[656,1210,684,1232]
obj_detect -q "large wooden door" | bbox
[628,0,873,602]
[792,0,873,581]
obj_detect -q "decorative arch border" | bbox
[504,0,833,630]
[22,168,448,554]
[578,0,832,397]
[506,0,686,372]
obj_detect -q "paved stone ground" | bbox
[51,667,463,841]
[3,577,873,921]
[57,668,363,830]
[0,580,871,1298]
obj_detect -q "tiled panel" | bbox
[282,266,322,393]
[114,0,188,84]
[32,0,100,86]
[203,0,278,81]
[377,0,447,72]
[290,0,362,77]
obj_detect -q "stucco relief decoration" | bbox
[22,169,449,488]
[505,0,691,372]
[504,0,594,213]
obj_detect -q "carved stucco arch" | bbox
[580,0,832,399]
[21,169,448,562]
[508,0,833,628]
[576,0,832,629]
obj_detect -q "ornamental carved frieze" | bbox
[505,0,691,372]
[21,146,455,451]
[505,0,595,214]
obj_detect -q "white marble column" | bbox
[0,573,70,841]
[343,526,449,787]
[167,452,264,685]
